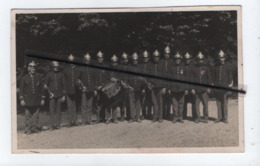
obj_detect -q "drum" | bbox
[101,81,121,98]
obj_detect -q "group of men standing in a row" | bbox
[19,46,234,134]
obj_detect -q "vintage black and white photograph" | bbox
[11,6,243,153]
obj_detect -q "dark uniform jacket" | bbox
[128,64,147,91]
[146,61,161,89]
[182,63,195,90]
[78,66,96,92]
[118,63,130,81]
[169,64,186,93]
[109,64,120,80]
[95,62,109,87]
[44,71,66,98]
[192,65,211,92]
[212,62,233,87]
[142,61,149,74]
[19,73,45,106]
[63,65,80,95]
[159,58,174,88]
[140,61,150,84]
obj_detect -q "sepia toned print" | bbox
[11,6,244,153]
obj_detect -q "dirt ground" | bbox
[17,99,239,149]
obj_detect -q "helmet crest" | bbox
[164,46,171,54]
[97,51,103,58]
[84,53,91,61]
[68,54,74,61]
[132,52,139,60]
[111,54,118,62]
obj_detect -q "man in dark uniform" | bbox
[77,53,97,125]
[63,54,80,127]
[140,50,152,120]
[160,46,173,120]
[169,52,186,123]
[95,51,108,123]
[182,52,196,120]
[127,52,146,123]
[213,50,233,124]
[192,52,212,123]
[19,60,45,134]
[44,61,66,130]
[147,50,162,122]
[105,54,120,124]
[118,52,131,121]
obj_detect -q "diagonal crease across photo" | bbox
[11,6,244,153]
[25,49,246,94]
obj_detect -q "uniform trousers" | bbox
[195,91,209,120]
[146,89,159,121]
[96,92,106,122]
[104,91,125,121]
[75,88,82,112]
[215,91,228,120]
[24,106,40,131]
[49,97,63,127]
[171,92,185,120]
[66,94,77,124]
[155,89,164,121]
[141,93,152,119]
[162,92,171,119]
[133,90,143,120]
[183,93,196,119]
[105,106,117,121]
[120,92,131,120]
[81,92,94,123]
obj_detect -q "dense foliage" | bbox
[16,11,238,85]
[16,11,237,63]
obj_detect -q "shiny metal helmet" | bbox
[173,52,182,59]
[218,50,226,58]
[121,52,128,60]
[97,51,104,58]
[132,52,139,60]
[197,52,205,59]
[184,52,192,59]
[153,50,160,57]
[142,50,149,58]
[111,54,119,62]
[84,53,91,61]
[68,54,75,61]
[28,60,37,67]
[51,61,59,67]
[164,46,171,54]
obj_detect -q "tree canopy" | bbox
[16,11,237,67]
